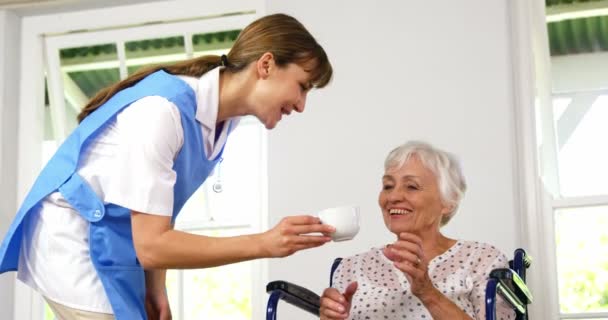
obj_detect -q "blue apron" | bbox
[0,70,226,319]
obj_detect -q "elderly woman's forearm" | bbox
[418,287,474,320]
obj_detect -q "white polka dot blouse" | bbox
[332,240,515,320]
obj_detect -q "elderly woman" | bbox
[320,141,514,320]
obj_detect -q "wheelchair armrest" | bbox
[266,280,321,316]
[490,268,533,305]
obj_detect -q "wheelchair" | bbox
[266,248,532,320]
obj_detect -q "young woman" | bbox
[0,13,334,320]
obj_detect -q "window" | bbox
[538,7,608,317]
[536,92,608,319]
[40,13,266,320]
[544,92,608,318]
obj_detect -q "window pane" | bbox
[125,36,187,75]
[61,44,120,98]
[166,269,180,317]
[66,68,120,99]
[557,95,608,197]
[553,97,572,122]
[44,304,54,320]
[58,44,120,135]
[192,30,239,57]
[176,182,213,225]
[555,206,608,313]
[181,229,252,320]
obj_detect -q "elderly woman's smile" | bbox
[389,208,411,216]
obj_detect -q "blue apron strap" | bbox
[58,173,105,222]
[89,207,147,320]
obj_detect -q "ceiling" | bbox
[0,0,58,5]
[0,0,165,15]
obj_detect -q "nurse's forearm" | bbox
[131,211,265,269]
[141,229,266,269]
[131,210,331,269]
[144,268,167,293]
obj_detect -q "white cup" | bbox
[317,205,360,242]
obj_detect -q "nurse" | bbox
[0,13,334,320]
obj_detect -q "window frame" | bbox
[44,13,255,143]
[510,1,608,319]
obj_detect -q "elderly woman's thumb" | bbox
[343,281,358,302]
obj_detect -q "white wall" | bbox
[0,9,21,320]
[265,1,520,318]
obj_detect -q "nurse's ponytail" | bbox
[77,13,333,123]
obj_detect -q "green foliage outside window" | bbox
[556,207,608,313]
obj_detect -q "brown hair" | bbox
[77,13,333,122]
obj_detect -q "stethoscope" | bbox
[212,158,224,193]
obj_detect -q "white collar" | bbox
[189,67,240,159]
[195,67,220,130]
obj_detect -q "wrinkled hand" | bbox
[145,289,172,320]
[320,282,358,320]
[260,215,335,258]
[382,232,435,298]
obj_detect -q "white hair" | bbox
[384,140,467,226]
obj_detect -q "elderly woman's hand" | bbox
[320,282,358,320]
[383,232,437,299]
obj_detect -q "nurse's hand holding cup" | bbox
[317,206,360,242]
